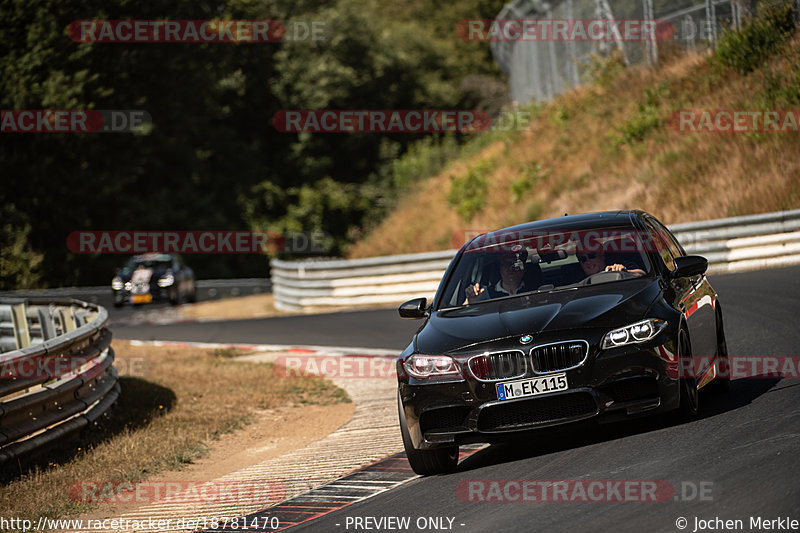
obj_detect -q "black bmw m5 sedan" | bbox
[396,211,730,475]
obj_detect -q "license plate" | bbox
[131,294,153,304]
[496,373,568,401]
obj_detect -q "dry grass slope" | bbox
[350,36,800,258]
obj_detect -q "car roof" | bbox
[131,253,174,262]
[469,211,643,245]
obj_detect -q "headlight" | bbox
[111,277,123,291]
[404,355,460,379]
[157,273,175,287]
[601,319,667,350]
[124,281,132,291]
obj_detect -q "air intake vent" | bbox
[478,392,597,431]
[469,351,527,381]
[419,407,470,435]
[531,341,588,373]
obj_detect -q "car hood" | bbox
[416,278,662,354]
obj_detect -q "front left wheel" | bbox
[398,393,458,476]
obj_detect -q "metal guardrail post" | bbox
[10,303,30,350]
[58,306,76,333]
[37,308,57,341]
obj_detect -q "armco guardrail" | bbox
[0,298,119,464]
[671,209,800,272]
[271,251,456,311]
[0,278,272,309]
[271,209,800,312]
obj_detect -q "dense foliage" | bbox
[0,0,506,288]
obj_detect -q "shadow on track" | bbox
[456,377,780,474]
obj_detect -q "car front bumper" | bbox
[398,337,682,450]
[112,285,174,304]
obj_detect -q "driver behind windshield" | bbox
[464,250,533,305]
[578,240,646,278]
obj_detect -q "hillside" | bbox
[349,18,800,258]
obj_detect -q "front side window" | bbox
[644,219,676,272]
[649,217,684,258]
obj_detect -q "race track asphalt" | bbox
[114,266,800,533]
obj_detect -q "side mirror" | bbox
[671,255,708,278]
[399,298,428,319]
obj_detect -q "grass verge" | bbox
[180,293,285,320]
[0,343,350,526]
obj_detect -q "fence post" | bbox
[705,0,717,47]
[547,8,560,98]
[595,0,629,64]
[566,0,580,86]
[644,0,658,65]
[682,14,697,50]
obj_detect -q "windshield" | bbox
[122,254,173,274]
[437,226,653,309]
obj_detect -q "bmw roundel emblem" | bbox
[520,335,533,344]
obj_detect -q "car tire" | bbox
[398,393,458,476]
[113,301,124,308]
[678,329,699,418]
[168,287,179,306]
[710,308,731,393]
[187,286,197,303]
